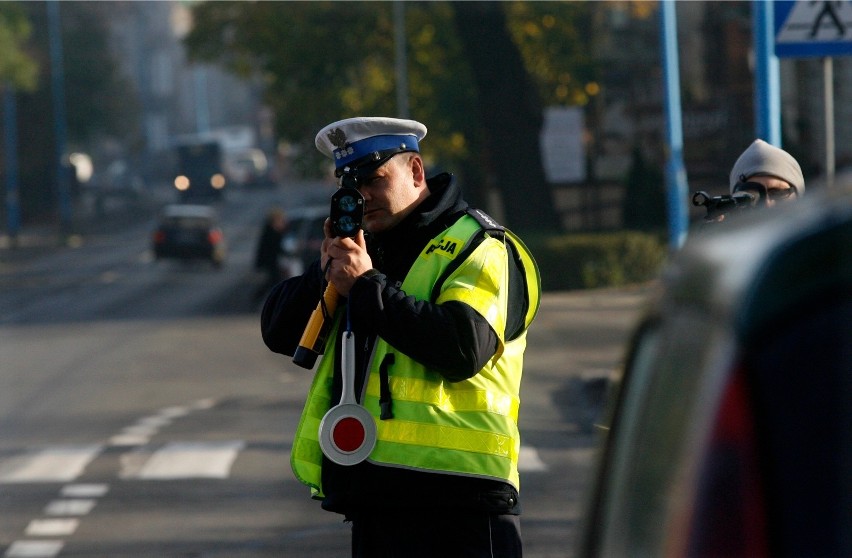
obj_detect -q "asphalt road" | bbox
[0,182,649,557]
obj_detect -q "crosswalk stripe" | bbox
[0,445,102,484]
[44,499,97,516]
[518,445,548,472]
[125,441,246,480]
[0,442,549,484]
[24,519,79,537]
[61,483,109,498]
[3,540,64,558]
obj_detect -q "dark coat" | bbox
[261,174,523,517]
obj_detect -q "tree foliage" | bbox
[186,2,476,178]
[505,2,598,107]
[186,1,599,233]
[0,3,38,91]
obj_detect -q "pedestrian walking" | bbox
[253,206,289,305]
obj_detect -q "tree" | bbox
[186,1,599,233]
[0,3,38,91]
[622,146,666,231]
[10,1,141,220]
[452,1,559,232]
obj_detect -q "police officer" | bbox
[261,116,540,557]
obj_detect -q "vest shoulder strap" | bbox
[431,208,530,341]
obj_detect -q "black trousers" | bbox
[350,509,522,558]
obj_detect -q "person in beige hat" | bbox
[729,139,805,206]
[695,139,806,222]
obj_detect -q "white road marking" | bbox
[24,518,79,537]
[124,441,245,480]
[0,445,101,483]
[189,398,216,411]
[44,499,97,516]
[61,483,109,498]
[3,540,64,557]
[137,415,172,428]
[158,406,190,419]
[109,433,150,446]
[518,445,548,472]
[121,424,160,437]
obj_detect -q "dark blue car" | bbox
[578,183,851,557]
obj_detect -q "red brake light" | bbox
[682,366,769,557]
[153,230,166,244]
[208,229,223,244]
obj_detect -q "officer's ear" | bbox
[409,154,426,186]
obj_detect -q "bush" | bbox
[524,231,668,291]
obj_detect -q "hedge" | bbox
[523,231,668,292]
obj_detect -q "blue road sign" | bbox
[775,0,852,57]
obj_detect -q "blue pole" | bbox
[48,0,71,232]
[4,87,21,240]
[660,0,688,249]
[752,0,781,145]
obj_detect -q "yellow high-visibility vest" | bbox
[290,213,540,497]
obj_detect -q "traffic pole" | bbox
[660,0,688,249]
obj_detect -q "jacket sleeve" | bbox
[348,274,498,382]
[260,259,325,356]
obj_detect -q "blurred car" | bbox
[280,205,327,276]
[224,147,275,189]
[577,184,851,557]
[152,204,226,268]
[173,141,226,202]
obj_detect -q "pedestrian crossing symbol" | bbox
[775,0,852,57]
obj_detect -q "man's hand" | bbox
[321,219,372,296]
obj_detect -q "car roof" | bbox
[656,183,852,340]
[160,204,218,219]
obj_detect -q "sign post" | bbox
[660,0,688,249]
[774,0,852,188]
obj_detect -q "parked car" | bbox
[577,184,851,557]
[152,204,226,268]
[280,205,327,276]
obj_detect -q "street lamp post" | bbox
[48,0,72,234]
[4,86,21,243]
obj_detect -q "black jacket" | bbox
[261,173,522,516]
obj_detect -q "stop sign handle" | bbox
[318,331,377,466]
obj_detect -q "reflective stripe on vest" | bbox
[290,215,540,495]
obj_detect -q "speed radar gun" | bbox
[291,182,365,369]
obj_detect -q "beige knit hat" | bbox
[729,139,805,195]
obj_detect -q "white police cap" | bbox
[315,116,427,171]
[729,139,805,195]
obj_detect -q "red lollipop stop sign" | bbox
[332,416,366,452]
[318,332,376,465]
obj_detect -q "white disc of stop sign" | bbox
[318,331,377,466]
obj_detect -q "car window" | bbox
[594,313,736,558]
[744,296,851,556]
[164,217,211,229]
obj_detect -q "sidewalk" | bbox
[522,283,652,432]
[0,186,166,262]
